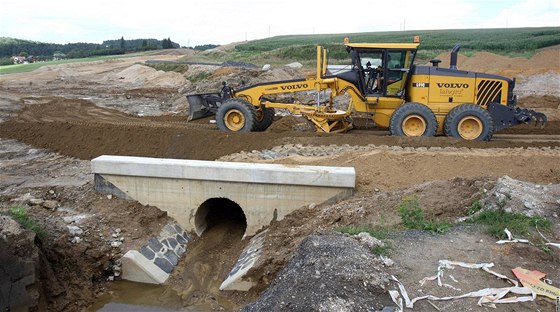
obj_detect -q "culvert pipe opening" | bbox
[194,198,247,237]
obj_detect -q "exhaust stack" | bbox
[449,44,461,70]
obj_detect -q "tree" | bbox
[120,36,125,50]
[162,37,174,49]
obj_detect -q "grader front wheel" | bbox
[389,103,437,137]
[254,106,275,131]
[216,99,257,132]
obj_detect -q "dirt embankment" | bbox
[0,98,558,164]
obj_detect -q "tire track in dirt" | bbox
[0,99,559,161]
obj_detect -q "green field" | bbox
[189,27,560,66]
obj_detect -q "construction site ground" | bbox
[0,46,559,311]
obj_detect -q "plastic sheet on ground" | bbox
[389,260,537,310]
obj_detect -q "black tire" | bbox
[389,102,437,137]
[216,99,257,132]
[254,106,275,131]
[444,104,494,141]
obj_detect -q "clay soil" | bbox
[0,47,559,311]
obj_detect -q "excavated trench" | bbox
[91,199,249,311]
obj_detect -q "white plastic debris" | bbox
[389,259,537,309]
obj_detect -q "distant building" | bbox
[53,52,66,61]
[10,56,27,64]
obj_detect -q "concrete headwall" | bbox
[91,156,355,237]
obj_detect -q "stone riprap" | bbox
[121,222,191,284]
[220,230,267,291]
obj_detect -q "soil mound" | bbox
[111,64,187,88]
[433,46,560,77]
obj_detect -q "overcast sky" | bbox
[0,0,558,47]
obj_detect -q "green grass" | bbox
[468,209,552,239]
[237,27,560,53]
[146,63,189,73]
[187,71,212,83]
[8,207,47,240]
[398,196,452,234]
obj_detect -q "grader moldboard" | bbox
[186,38,547,141]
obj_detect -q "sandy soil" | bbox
[0,47,559,311]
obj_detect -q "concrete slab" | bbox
[121,250,169,284]
[91,155,355,188]
[92,156,355,237]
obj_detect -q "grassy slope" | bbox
[187,27,559,66]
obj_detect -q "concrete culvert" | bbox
[194,198,247,237]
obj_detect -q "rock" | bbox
[380,256,394,267]
[0,216,43,311]
[107,194,113,200]
[111,241,122,248]
[71,236,83,244]
[479,176,560,218]
[42,200,58,210]
[29,198,44,206]
[285,62,303,69]
[11,192,33,204]
[67,225,83,236]
[354,232,384,249]
[262,64,271,71]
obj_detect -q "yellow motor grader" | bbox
[187,39,546,141]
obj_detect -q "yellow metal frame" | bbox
[231,45,415,132]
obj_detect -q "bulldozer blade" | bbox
[186,93,220,121]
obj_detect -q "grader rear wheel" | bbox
[444,104,494,141]
[457,116,483,140]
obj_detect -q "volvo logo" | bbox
[281,83,309,90]
[437,83,469,88]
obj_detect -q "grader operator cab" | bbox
[187,39,546,141]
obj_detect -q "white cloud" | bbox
[0,0,558,46]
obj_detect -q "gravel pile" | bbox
[241,232,392,312]
[218,144,560,162]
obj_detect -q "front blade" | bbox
[186,93,220,121]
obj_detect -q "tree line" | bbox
[0,37,181,63]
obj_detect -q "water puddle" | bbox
[88,280,189,311]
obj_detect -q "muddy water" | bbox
[91,215,247,311]
[88,281,187,311]
[169,218,246,310]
